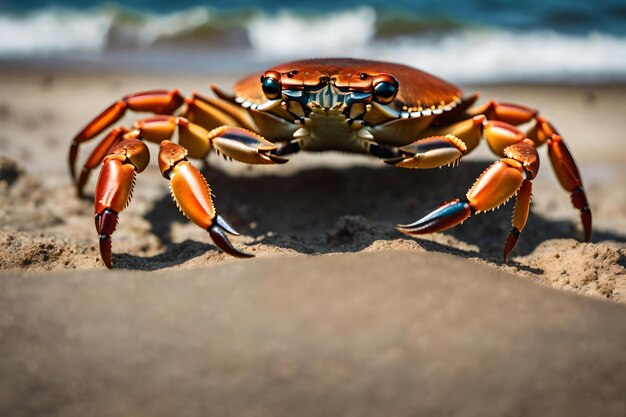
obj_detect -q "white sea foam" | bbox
[0,10,112,55]
[371,30,626,83]
[245,8,626,83]
[247,7,377,56]
[112,7,211,46]
[0,7,211,55]
[1,7,625,82]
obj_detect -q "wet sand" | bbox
[0,70,625,415]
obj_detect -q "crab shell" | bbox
[212,58,470,150]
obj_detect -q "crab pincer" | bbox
[208,126,288,164]
[398,140,539,261]
[158,140,253,258]
[94,139,150,268]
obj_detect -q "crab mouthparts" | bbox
[283,85,371,113]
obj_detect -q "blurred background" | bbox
[1,0,626,83]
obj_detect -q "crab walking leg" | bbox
[528,116,592,241]
[504,179,532,261]
[69,89,185,180]
[469,100,538,126]
[73,115,212,196]
[398,139,540,261]
[158,141,253,258]
[130,115,214,159]
[94,139,150,268]
[183,92,257,132]
[482,121,538,259]
[472,101,592,241]
[76,127,128,195]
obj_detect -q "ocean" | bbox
[1,0,625,83]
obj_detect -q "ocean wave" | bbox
[1,6,625,82]
[110,7,212,47]
[375,31,626,83]
[247,7,377,56]
[245,8,626,82]
[0,6,215,55]
[0,9,112,55]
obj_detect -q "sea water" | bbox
[0,0,625,83]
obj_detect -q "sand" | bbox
[0,69,625,415]
[2,252,626,417]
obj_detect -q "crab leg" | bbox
[94,139,150,268]
[131,115,214,158]
[478,102,592,241]
[130,123,288,257]
[70,89,185,181]
[71,96,279,195]
[158,141,253,258]
[184,92,257,131]
[469,100,537,126]
[504,179,532,261]
[527,116,591,241]
[546,134,591,241]
[74,115,214,196]
[76,127,127,195]
[398,139,539,261]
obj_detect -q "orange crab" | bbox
[69,58,591,268]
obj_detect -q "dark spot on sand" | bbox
[0,156,23,187]
[0,102,10,120]
[42,74,55,89]
[584,90,597,104]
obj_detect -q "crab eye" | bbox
[372,74,399,104]
[261,77,281,100]
[373,81,398,104]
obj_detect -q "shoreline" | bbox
[3,51,626,85]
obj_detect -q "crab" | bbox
[69,58,591,268]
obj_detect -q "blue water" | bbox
[1,0,625,82]
[3,0,626,36]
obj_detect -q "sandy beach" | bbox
[0,68,625,415]
[0,70,624,298]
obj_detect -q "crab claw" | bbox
[76,127,128,196]
[208,126,287,164]
[208,215,254,258]
[385,135,467,169]
[159,140,254,258]
[397,199,472,235]
[95,209,118,269]
[399,151,532,262]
